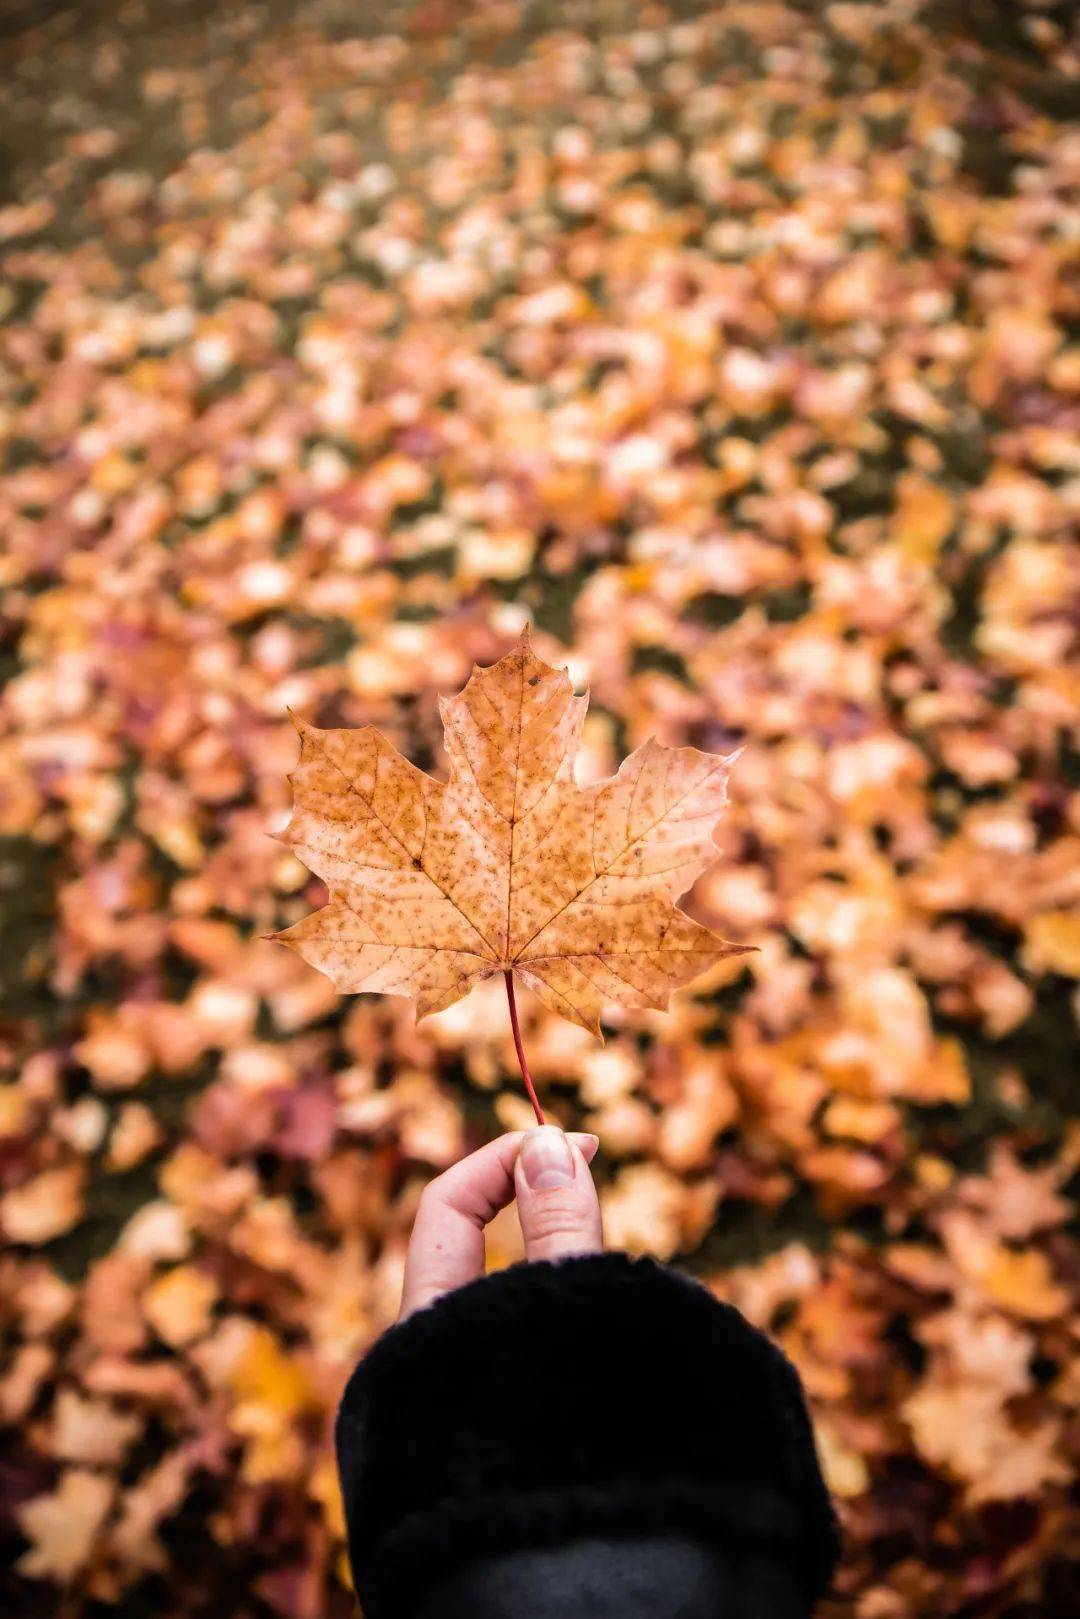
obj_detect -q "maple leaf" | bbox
[273,629,748,1114]
[18,1469,114,1584]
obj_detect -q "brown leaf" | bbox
[110,1450,194,1573]
[18,1469,114,1583]
[903,1382,1069,1504]
[1,1165,85,1245]
[51,1388,142,1466]
[940,1212,1069,1322]
[960,1147,1071,1242]
[142,1264,219,1348]
[0,1344,54,1425]
[274,629,748,1035]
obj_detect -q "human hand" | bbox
[398,1128,602,1320]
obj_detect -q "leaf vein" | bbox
[303,730,499,958]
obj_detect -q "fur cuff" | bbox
[336,1253,839,1616]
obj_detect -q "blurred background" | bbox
[1,1,1078,1615]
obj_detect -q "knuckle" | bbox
[523,1194,592,1244]
[417,1177,448,1217]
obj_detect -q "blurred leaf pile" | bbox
[1,1,1078,1615]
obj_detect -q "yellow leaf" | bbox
[143,1264,219,1347]
[815,1421,870,1499]
[229,1326,314,1418]
[0,1085,29,1138]
[1023,911,1080,978]
[822,1097,900,1144]
[979,1248,1068,1322]
[90,451,138,495]
[310,1452,347,1539]
[894,473,954,562]
[909,1037,971,1106]
[227,1327,316,1485]
[943,1212,1068,1321]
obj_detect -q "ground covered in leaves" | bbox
[1,0,1078,1615]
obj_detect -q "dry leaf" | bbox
[3,4,1079,1614]
[960,1147,1071,1242]
[2,1165,85,1245]
[227,1326,317,1484]
[941,1212,1069,1321]
[18,1470,114,1583]
[1023,911,1080,978]
[143,1264,219,1347]
[0,1344,54,1424]
[110,1450,194,1573]
[601,1161,690,1258]
[51,1388,142,1466]
[903,1383,1070,1503]
[274,629,747,1037]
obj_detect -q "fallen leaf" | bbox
[227,1326,317,1484]
[110,1450,194,1572]
[816,1420,871,1498]
[1,4,1078,1612]
[1023,911,1080,978]
[960,1147,1071,1242]
[143,1264,219,1347]
[2,1165,85,1245]
[0,1344,54,1424]
[941,1212,1069,1321]
[600,1161,690,1258]
[51,1388,142,1466]
[18,1469,114,1583]
[106,1102,162,1171]
[903,1382,1069,1503]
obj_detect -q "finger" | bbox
[515,1126,603,1265]
[400,1133,524,1319]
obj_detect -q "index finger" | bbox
[399,1133,525,1319]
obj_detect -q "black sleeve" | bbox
[336,1252,840,1619]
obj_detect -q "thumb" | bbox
[515,1127,603,1264]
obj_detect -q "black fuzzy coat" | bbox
[336,1253,839,1618]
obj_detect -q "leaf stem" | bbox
[504,970,544,1127]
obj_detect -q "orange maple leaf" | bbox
[272,629,749,1117]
